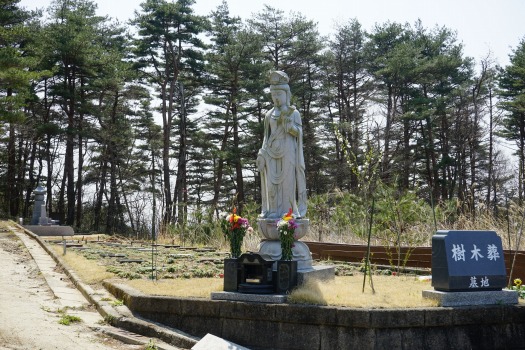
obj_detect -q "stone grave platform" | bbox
[422,289,518,307]
[211,265,335,304]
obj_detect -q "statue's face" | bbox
[271,89,287,107]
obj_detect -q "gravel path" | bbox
[0,229,140,350]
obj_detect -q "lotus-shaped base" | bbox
[258,240,313,270]
[257,218,309,240]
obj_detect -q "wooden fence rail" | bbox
[304,241,525,283]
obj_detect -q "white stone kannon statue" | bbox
[256,71,312,270]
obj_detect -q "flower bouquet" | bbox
[221,208,250,258]
[276,208,298,260]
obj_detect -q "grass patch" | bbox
[41,236,522,308]
[126,278,223,298]
[51,246,115,284]
[111,299,124,306]
[289,275,439,308]
[58,314,82,325]
[125,274,437,308]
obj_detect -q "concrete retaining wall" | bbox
[104,281,525,350]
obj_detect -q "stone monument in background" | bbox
[30,185,45,225]
[23,185,74,236]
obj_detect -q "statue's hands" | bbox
[285,118,299,137]
[256,154,265,171]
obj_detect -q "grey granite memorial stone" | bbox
[30,186,46,225]
[23,185,74,236]
[431,230,507,291]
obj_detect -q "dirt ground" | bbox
[0,230,140,350]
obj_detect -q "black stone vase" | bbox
[275,260,298,294]
[223,258,240,292]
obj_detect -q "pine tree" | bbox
[0,0,42,219]
[204,1,267,215]
[498,37,525,202]
[132,0,206,228]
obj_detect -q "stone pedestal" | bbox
[275,260,298,294]
[257,218,313,270]
[258,240,312,270]
[223,258,240,292]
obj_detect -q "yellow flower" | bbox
[515,278,522,288]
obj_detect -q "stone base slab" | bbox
[298,265,335,284]
[422,289,518,307]
[23,225,74,236]
[191,333,250,350]
[211,291,287,304]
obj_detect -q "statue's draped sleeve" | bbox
[293,110,307,217]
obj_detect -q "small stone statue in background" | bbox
[256,71,307,219]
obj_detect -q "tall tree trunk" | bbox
[43,79,54,219]
[93,153,108,232]
[487,87,494,208]
[106,151,117,234]
[174,83,187,226]
[161,82,172,227]
[381,84,394,180]
[118,164,136,235]
[23,135,38,219]
[211,117,230,217]
[7,121,17,218]
[63,64,76,226]
[518,113,525,205]
[232,100,245,214]
[65,131,75,225]
[75,77,86,229]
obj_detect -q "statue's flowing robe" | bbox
[259,106,307,218]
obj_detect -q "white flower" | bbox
[277,219,288,229]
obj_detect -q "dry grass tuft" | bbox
[126,278,223,298]
[51,246,115,284]
[288,277,328,305]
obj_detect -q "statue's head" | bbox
[269,71,291,106]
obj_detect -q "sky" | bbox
[18,0,525,69]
